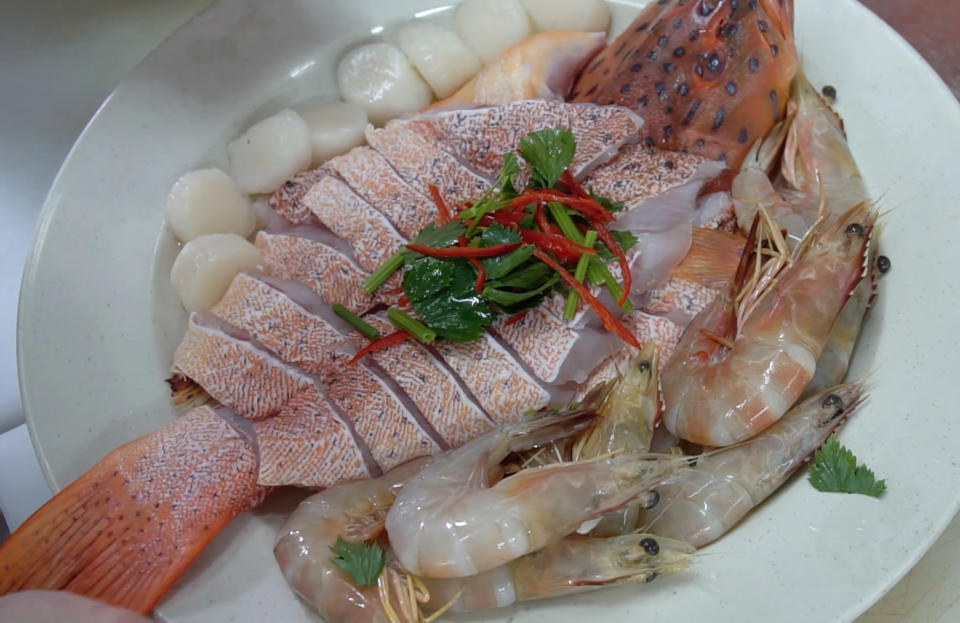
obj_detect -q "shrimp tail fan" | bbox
[0,407,265,614]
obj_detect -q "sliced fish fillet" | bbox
[267,166,333,224]
[252,385,372,487]
[302,176,407,272]
[365,122,489,207]
[172,315,314,419]
[256,231,378,313]
[326,147,436,239]
[432,332,551,423]
[363,315,494,447]
[584,145,709,208]
[488,308,619,384]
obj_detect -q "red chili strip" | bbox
[397,295,410,307]
[505,311,528,326]
[533,249,642,350]
[383,285,405,295]
[519,230,596,263]
[534,202,550,233]
[349,330,412,364]
[467,257,486,294]
[428,184,451,224]
[561,170,590,198]
[593,222,632,307]
[406,242,521,258]
[501,193,539,213]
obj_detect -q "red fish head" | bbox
[572,0,798,173]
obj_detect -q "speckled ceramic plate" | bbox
[17,0,960,621]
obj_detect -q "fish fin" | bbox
[0,407,264,613]
[672,228,747,289]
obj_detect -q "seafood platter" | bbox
[8,0,960,621]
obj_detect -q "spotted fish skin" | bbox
[571,0,797,173]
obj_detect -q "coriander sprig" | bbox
[808,435,886,498]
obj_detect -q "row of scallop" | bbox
[166,0,611,312]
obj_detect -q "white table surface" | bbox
[0,1,958,620]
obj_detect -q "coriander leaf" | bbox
[518,126,576,189]
[499,152,521,196]
[808,435,886,498]
[402,256,455,301]
[407,259,493,342]
[330,536,385,586]
[589,190,625,213]
[596,230,639,261]
[478,225,529,280]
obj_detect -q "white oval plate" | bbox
[18,1,960,621]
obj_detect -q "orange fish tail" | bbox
[0,406,264,613]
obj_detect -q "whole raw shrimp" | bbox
[733,71,881,395]
[385,410,689,578]
[573,343,665,535]
[640,381,866,547]
[418,533,693,614]
[660,203,875,446]
[274,457,431,623]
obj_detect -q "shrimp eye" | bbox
[638,360,651,373]
[845,223,866,237]
[640,537,660,556]
[643,489,660,509]
[822,393,844,418]
[876,255,891,274]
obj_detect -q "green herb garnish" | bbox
[333,303,380,339]
[518,126,577,189]
[330,536,385,586]
[808,435,886,498]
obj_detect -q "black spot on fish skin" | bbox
[656,82,667,98]
[636,22,650,32]
[683,99,702,125]
[678,82,690,96]
[758,19,768,32]
[725,24,738,37]
[644,136,655,148]
[664,105,673,114]
[696,138,706,149]
[620,83,631,94]
[731,0,739,8]
[713,108,725,130]
[707,52,723,73]
[748,57,760,72]
[674,47,686,57]
[674,18,683,28]
[663,125,673,138]
[663,63,676,73]
[689,30,700,41]
[770,90,780,122]
[726,81,737,95]
[631,63,643,73]
[770,44,779,57]
[648,50,658,61]
[696,64,704,77]
[658,35,669,47]
[738,128,748,144]
[749,0,758,8]
[637,95,649,107]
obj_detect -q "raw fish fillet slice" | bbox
[303,176,407,272]
[489,308,619,384]
[326,147,436,239]
[584,145,709,206]
[575,311,685,400]
[365,122,489,207]
[432,332,551,424]
[172,315,314,420]
[209,272,348,380]
[256,231,380,313]
[364,315,494,447]
[0,405,264,613]
[252,385,373,487]
[322,362,442,471]
[393,100,642,183]
[267,166,333,224]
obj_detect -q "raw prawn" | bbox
[661,203,875,446]
[640,381,866,547]
[275,454,692,622]
[385,410,689,578]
